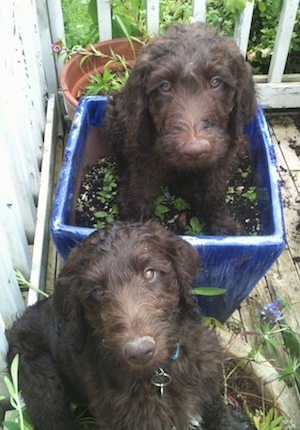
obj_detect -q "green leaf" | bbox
[192,287,226,296]
[114,15,136,57]
[282,328,300,359]
[94,211,108,218]
[185,217,205,235]
[241,186,257,202]
[3,376,17,399]
[154,204,169,220]
[224,0,248,14]
[2,422,22,430]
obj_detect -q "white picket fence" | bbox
[0,0,299,412]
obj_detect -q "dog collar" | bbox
[171,342,180,361]
[151,343,181,397]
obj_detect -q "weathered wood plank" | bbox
[0,160,31,278]
[45,133,64,295]
[28,95,58,305]
[256,82,300,109]
[232,113,300,373]
[0,228,25,327]
[268,114,300,322]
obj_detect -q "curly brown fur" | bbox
[6,222,251,429]
[105,22,257,235]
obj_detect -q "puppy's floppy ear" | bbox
[106,44,157,154]
[172,237,200,290]
[229,54,257,140]
[54,272,87,351]
[53,232,103,350]
[163,230,200,313]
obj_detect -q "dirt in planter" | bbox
[75,156,261,236]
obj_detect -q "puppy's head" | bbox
[54,222,200,368]
[116,22,256,168]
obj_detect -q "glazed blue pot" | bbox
[51,96,285,322]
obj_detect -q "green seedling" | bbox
[242,186,257,202]
[184,216,205,235]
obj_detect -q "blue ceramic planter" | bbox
[51,96,285,322]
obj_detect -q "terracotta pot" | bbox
[60,38,141,120]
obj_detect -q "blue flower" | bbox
[260,300,284,324]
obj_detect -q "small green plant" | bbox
[51,24,139,97]
[252,407,284,430]
[184,216,205,235]
[94,203,119,229]
[85,64,131,95]
[14,269,49,298]
[96,167,118,205]
[1,356,96,430]
[154,200,170,221]
[222,299,300,429]
[2,355,32,430]
[92,158,119,228]
[170,195,190,212]
[242,186,257,202]
[233,299,300,399]
[77,197,84,208]
[225,186,235,203]
[153,187,206,235]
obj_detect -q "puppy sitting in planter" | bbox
[105,22,257,235]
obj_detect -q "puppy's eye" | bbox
[159,81,172,93]
[92,286,105,300]
[143,268,157,282]
[210,77,221,88]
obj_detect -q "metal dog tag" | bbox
[151,368,171,397]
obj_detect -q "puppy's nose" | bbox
[123,336,156,365]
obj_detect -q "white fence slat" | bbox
[0,159,31,278]
[234,0,255,57]
[29,95,58,305]
[0,59,37,241]
[268,0,299,83]
[7,0,44,165]
[97,0,113,41]
[0,126,36,242]
[1,1,42,199]
[35,0,60,96]
[146,0,160,36]
[16,0,46,143]
[192,0,207,22]
[3,58,41,202]
[0,228,25,327]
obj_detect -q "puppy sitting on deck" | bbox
[6,222,251,429]
[105,22,257,235]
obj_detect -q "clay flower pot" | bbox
[60,38,141,120]
[51,96,285,322]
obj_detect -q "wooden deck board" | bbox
[233,112,300,363]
